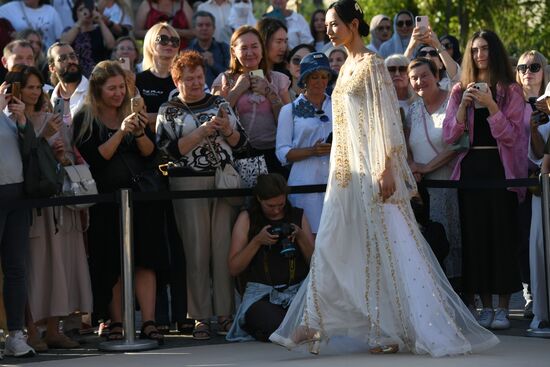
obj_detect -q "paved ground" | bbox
[1,293,548,366]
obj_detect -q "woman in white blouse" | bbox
[276,52,335,234]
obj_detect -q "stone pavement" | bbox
[1,292,548,366]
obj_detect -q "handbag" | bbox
[450,130,470,152]
[120,151,166,192]
[233,153,268,188]
[61,164,98,210]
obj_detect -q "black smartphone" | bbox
[325,132,333,144]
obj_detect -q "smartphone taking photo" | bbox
[473,82,488,109]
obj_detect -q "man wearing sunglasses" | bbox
[379,10,415,58]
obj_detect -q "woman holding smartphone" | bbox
[5,65,92,351]
[443,30,526,330]
[74,60,167,344]
[212,26,291,175]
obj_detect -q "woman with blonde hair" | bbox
[136,22,180,128]
[212,25,291,175]
[516,50,550,331]
[74,60,167,344]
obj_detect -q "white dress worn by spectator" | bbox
[197,0,233,45]
[0,1,63,48]
[102,2,134,28]
[276,94,332,233]
[407,96,462,278]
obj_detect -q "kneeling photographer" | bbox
[226,174,315,342]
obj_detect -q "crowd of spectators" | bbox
[0,0,549,359]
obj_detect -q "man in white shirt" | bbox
[265,0,313,50]
[47,42,88,118]
[197,0,233,45]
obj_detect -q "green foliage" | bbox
[356,0,550,58]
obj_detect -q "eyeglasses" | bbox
[517,63,542,74]
[376,26,391,32]
[396,20,413,28]
[441,42,452,50]
[387,66,407,74]
[418,50,438,57]
[57,52,78,63]
[155,34,180,48]
[315,110,329,122]
[290,57,302,66]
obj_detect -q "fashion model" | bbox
[269,0,499,357]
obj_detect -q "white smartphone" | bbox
[473,82,489,109]
[416,16,429,29]
[249,69,264,79]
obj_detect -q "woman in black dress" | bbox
[443,30,527,331]
[74,60,167,344]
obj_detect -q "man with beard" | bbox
[47,42,88,118]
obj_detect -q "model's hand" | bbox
[379,167,396,201]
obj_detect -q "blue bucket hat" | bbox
[297,52,337,89]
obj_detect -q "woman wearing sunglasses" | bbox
[443,30,527,331]
[516,50,550,331]
[287,44,315,101]
[404,24,460,91]
[378,10,414,58]
[439,35,462,64]
[384,54,417,121]
[275,52,334,234]
[366,14,391,54]
[136,23,180,130]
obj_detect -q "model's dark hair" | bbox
[328,0,369,37]
[460,29,515,88]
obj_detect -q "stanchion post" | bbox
[527,173,550,338]
[99,189,158,351]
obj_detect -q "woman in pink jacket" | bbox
[443,30,527,331]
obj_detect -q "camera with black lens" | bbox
[268,223,296,258]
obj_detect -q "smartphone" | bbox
[53,97,65,116]
[473,82,488,109]
[249,69,264,79]
[416,16,429,29]
[118,57,131,71]
[325,132,333,144]
[130,96,144,114]
[11,81,20,101]
[216,101,231,117]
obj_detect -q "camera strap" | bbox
[263,251,296,291]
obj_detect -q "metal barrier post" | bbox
[99,189,158,351]
[527,173,550,338]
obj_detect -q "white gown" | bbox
[269,53,499,357]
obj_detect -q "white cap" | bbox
[536,81,550,101]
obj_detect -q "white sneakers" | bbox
[490,308,511,330]
[477,307,511,330]
[4,330,36,358]
[478,308,494,328]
